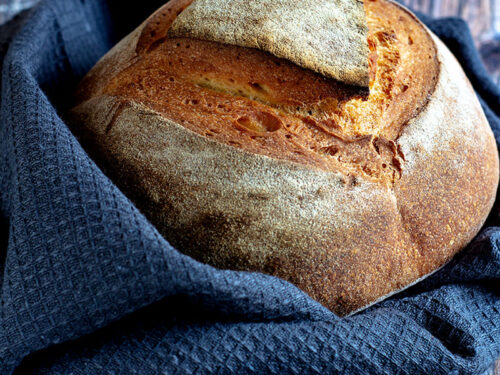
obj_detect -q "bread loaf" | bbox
[68,0,499,316]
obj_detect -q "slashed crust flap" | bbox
[168,0,370,87]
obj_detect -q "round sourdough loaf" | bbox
[68,0,499,316]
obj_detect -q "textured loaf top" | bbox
[69,0,499,316]
[168,0,370,87]
[85,0,439,188]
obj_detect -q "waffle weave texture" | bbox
[0,0,499,374]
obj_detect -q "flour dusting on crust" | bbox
[168,0,370,87]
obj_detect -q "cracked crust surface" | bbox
[68,0,499,316]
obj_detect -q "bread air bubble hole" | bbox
[319,146,339,157]
[375,31,395,46]
[235,111,282,133]
[236,116,252,128]
[249,82,266,93]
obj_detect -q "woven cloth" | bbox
[0,0,499,374]
[0,0,39,24]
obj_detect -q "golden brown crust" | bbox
[80,0,439,187]
[68,0,499,316]
[395,34,500,275]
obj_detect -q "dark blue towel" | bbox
[0,1,499,374]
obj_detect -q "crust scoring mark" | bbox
[103,0,441,188]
